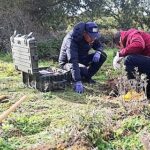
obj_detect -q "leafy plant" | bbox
[0,138,13,150]
[37,33,65,59]
[69,103,114,149]
[111,134,143,150]
[12,115,51,135]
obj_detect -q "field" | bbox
[0,50,150,150]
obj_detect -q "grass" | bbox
[0,50,150,149]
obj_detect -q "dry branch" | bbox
[0,95,27,123]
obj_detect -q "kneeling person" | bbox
[113,28,150,99]
[59,22,107,93]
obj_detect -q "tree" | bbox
[102,0,150,29]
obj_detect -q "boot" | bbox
[146,83,150,99]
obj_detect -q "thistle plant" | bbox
[115,67,149,115]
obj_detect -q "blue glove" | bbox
[74,81,84,94]
[92,51,101,62]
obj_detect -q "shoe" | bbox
[146,83,150,99]
[147,91,150,99]
[87,78,96,84]
[82,77,96,84]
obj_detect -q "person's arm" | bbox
[92,39,106,62]
[119,33,145,57]
[65,38,81,82]
[65,22,85,82]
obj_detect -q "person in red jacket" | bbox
[113,28,150,99]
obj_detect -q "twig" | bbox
[0,95,27,123]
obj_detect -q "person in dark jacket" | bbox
[58,22,107,93]
[113,28,150,99]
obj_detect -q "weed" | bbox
[0,52,12,62]
[0,49,148,149]
[8,115,51,135]
[0,61,18,77]
[66,103,114,149]
[0,138,13,150]
[42,92,53,100]
[111,134,143,150]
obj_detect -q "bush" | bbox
[12,115,51,135]
[0,138,13,150]
[100,29,116,48]
[37,32,65,59]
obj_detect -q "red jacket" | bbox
[119,28,150,57]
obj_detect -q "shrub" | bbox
[0,138,13,150]
[37,32,65,59]
[11,115,51,135]
[100,29,115,48]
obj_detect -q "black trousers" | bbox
[124,54,150,98]
[63,51,107,80]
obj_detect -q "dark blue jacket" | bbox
[58,22,104,82]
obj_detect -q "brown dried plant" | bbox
[115,67,149,115]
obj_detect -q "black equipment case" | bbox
[10,31,70,92]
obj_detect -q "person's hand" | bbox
[74,81,84,93]
[92,51,101,62]
[113,52,123,70]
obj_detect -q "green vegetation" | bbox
[37,33,65,59]
[1,0,150,55]
[0,0,150,149]
[0,50,150,149]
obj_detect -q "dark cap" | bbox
[85,22,100,39]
